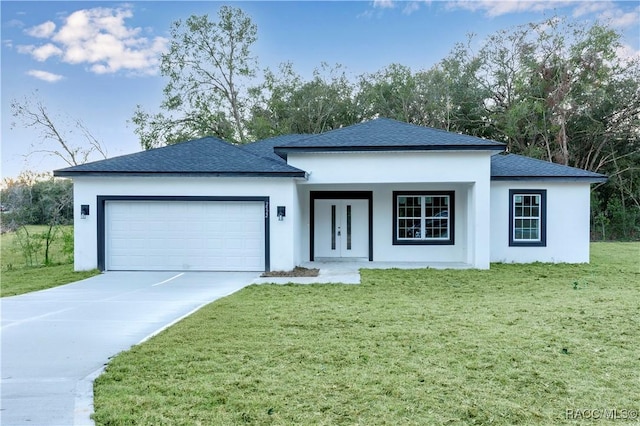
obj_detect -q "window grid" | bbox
[397,196,422,239]
[397,195,449,241]
[513,194,540,241]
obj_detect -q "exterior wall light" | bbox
[277,206,286,221]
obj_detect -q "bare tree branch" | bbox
[11,93,109,167]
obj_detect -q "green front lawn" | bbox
[0,264,100,297]
[1,225,100,297]
[93,242,640,425]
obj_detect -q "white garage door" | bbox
[106,200,265,271]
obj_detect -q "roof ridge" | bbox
[272,117,506,152]
[274,118,384,148]
[375,118,507,145]
[145,136,226,152]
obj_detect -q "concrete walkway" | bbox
[1,271,257,426]
[252,260,471,284]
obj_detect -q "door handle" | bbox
[337,230,341,236]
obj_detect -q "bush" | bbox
[13,226,44,267]
[61,227,74,263]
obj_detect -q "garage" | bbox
[103,198,267,271]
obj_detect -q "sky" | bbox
[2,0,639,180]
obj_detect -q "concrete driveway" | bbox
[1,271,257,426]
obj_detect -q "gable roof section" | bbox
[54,136,306,177]
[274,118,506,158]
[491,154,607,182]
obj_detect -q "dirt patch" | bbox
[261,266,319,277]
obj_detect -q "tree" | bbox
[11,93,108,167]
[132,7,258,149]
[9,94,109,262]
[357,64,421,123]
[1,172,73,266]
[437,17,639,239]
[247,62,358,139]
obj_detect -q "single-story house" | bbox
[54,118,607,272]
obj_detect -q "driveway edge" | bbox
[72,283,251,426]
[73,366,105,426]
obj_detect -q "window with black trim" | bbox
[509,189,546,247]
[393,191,455,245]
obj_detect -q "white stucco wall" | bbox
[72,176,299,271]
[71,151,502,271]
[490,181,592,263]
[288,151,493,184]
[290,151,493,268]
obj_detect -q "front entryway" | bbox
[314,199,369,258]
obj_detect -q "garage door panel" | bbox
[109,220,129,232]
[205,239,224,249]
[106,200,265,271]
[244,238,262,250]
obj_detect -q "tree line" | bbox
[132,7,639,240]
[8,7,639,240]
[1,172,73,267]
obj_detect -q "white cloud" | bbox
[17,44,35,54]
[573,1,640,29]
[616,42,640,63]
[403,2,422,15]
[447,0,639,30]
[17,6,168,75]
[26,69,64,82]
[572,1,610,18]
[25,21,56,38]
[598,5,640,29]
[447,0,576,17]
[370,0,431,15]
[373,0,395,9]
[31,43,63,61]
[6,19,25,29]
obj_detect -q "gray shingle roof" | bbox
[491,154,607,182]
[274,118,506,158]
[240,134,303,163]
[53,120,606,183]
[54,137,306,177]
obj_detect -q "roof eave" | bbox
[491,176,608,183]
[53,171,307,178]
[275,144,506,158]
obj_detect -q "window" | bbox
[509,189,546,247]
[393,191,455,245]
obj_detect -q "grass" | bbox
[0,264,100,297]
[1,225,70,267]
[93,242,640,425]
[1,225,100,297]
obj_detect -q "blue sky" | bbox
[2,1,639,179]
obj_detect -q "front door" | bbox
[314,199,368,258]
